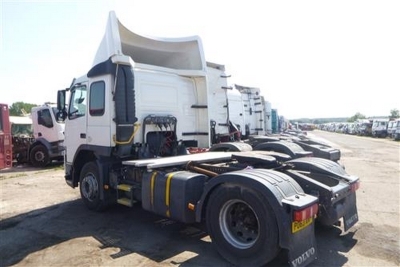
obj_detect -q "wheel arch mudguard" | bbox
[209,142,253,152]
[66,144,113,188]
[253,141,312,158]
[30,137,65,159]
[286,157,359,231]
[196,168,318,251]
[68,147,117,203]
[29,138,51,154]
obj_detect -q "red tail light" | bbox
[293,203,319,222]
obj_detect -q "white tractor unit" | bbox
[56,11,359,267]
[11,103,64,167]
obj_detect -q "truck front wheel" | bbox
[30,145,50,167]
[79,162,106,211]
[206,184,280,266]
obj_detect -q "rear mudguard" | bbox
[285,157,359,231]
[293,140,341,161]
[246,135,280,147]
[209,142,253,152]
[196,169,318,267]
[253,140,313,159]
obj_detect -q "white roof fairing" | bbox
[93,11,206,75]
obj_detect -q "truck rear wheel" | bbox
[206,184,280,266]
[79,162,106,211]
[30,145,50,167]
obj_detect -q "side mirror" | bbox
[56,110,67,122]
[57,90,66,111]
[57,90,67,122]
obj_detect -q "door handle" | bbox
[80,133,86,139]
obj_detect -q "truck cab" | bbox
[10,104,64,167]
[57,11,215,182]
[393,118,400,140]
[371,118,389,138]
[387,120,396,138]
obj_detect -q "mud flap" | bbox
[287,221,318,267]
[343,193,359,231]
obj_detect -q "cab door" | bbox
[64,83,88,163]
[33,107,58,142]
[86,76,112,149]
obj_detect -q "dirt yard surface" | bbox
[0,131,399,267]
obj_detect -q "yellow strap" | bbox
[113,123,141,145]
[150,171,157,207]
[165,173,175,217]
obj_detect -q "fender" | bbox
[195,168,318,251]
[293,140,341,161]
[66,144,113,188]
[286,157,359,230]
[30,137,64,158]
[95,156,118,204]
[209,142,253,152]
[66,145,118,204]
[254,140,313,158]
[287,157,354,180]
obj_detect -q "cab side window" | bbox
[69,85,87,119]
[89,81,105,116]
[38,109,53,128]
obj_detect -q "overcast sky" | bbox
[1,0,399,119]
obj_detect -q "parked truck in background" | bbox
[56,11,359,267]
[9,115,34,165]
[371,118,389,138]
[30,104,65,166]
[204,73,342,162]
[9,103,64,167]
[393,118,400,141]
[387,120,396,138]
[357,119,373,136]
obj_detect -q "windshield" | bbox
[11,123,33,136]
[68,85,87,119]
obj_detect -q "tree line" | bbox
[291,109,399,125]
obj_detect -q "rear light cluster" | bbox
[350,180,360,192]
[6,149,12,166]
[293,203,319,222]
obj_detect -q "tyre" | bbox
[79,162,107,211]
[206,184,280,266]
[30,145,50,167]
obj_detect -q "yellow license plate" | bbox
[292,217,313,233]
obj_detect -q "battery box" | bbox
[142,171,207,223]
